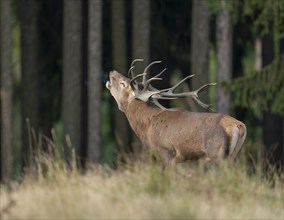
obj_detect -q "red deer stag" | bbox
[106,59,246,168]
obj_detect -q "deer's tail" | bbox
[229,122,247,161]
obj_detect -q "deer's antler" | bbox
[128,60,216,111]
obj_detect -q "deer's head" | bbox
[106,70,134,111]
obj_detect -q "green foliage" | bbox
[237,0,284,35]
[209,0,284,59]
[225,56,284,117]
[210,0,284,33]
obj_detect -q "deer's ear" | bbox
[120,80,128,88]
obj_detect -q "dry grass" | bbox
[0,157,283,219]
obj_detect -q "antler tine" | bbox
[128,66,135,78]
[151,78,217,111]
[196,83,217,93]
[192,96,214,111]
[186,83,216,111]
[142,68,167,91]
[152,74,194,95]
[129,73,146,84]
[142,60,162,84]
[171,74,194,91]
[128,59,144,90]
[129,73,144,91]
[129,73,163,93]
[153,68,167,79]
[142,77,163,92]
[131,58,144,67]
[193,82,217,111]
[128,59,144,79]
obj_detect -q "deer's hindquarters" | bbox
[146,112,247,164]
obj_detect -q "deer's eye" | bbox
[120,81,127,88]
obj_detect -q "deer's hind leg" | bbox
[159,147,184,171]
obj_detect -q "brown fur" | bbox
[106,71,247,167]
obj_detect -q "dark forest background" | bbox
[0,0,283,182]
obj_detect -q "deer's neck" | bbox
[124,98,164,142]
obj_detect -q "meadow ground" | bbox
[0,156,283,219]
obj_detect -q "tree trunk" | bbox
[19,0,39,169]
[262,34,283,168]
[87,0,103,164]
[216,0,232,114]
[190,0,209,112]
[80,0,88,169]
[131,0,151,152]
[112,0,127,72]
[132,0,150,66]
[0,0,1,180]
[62,0,82,163]
[0,0,13,182]
[111,0,131,153]
[37,0,63,143]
